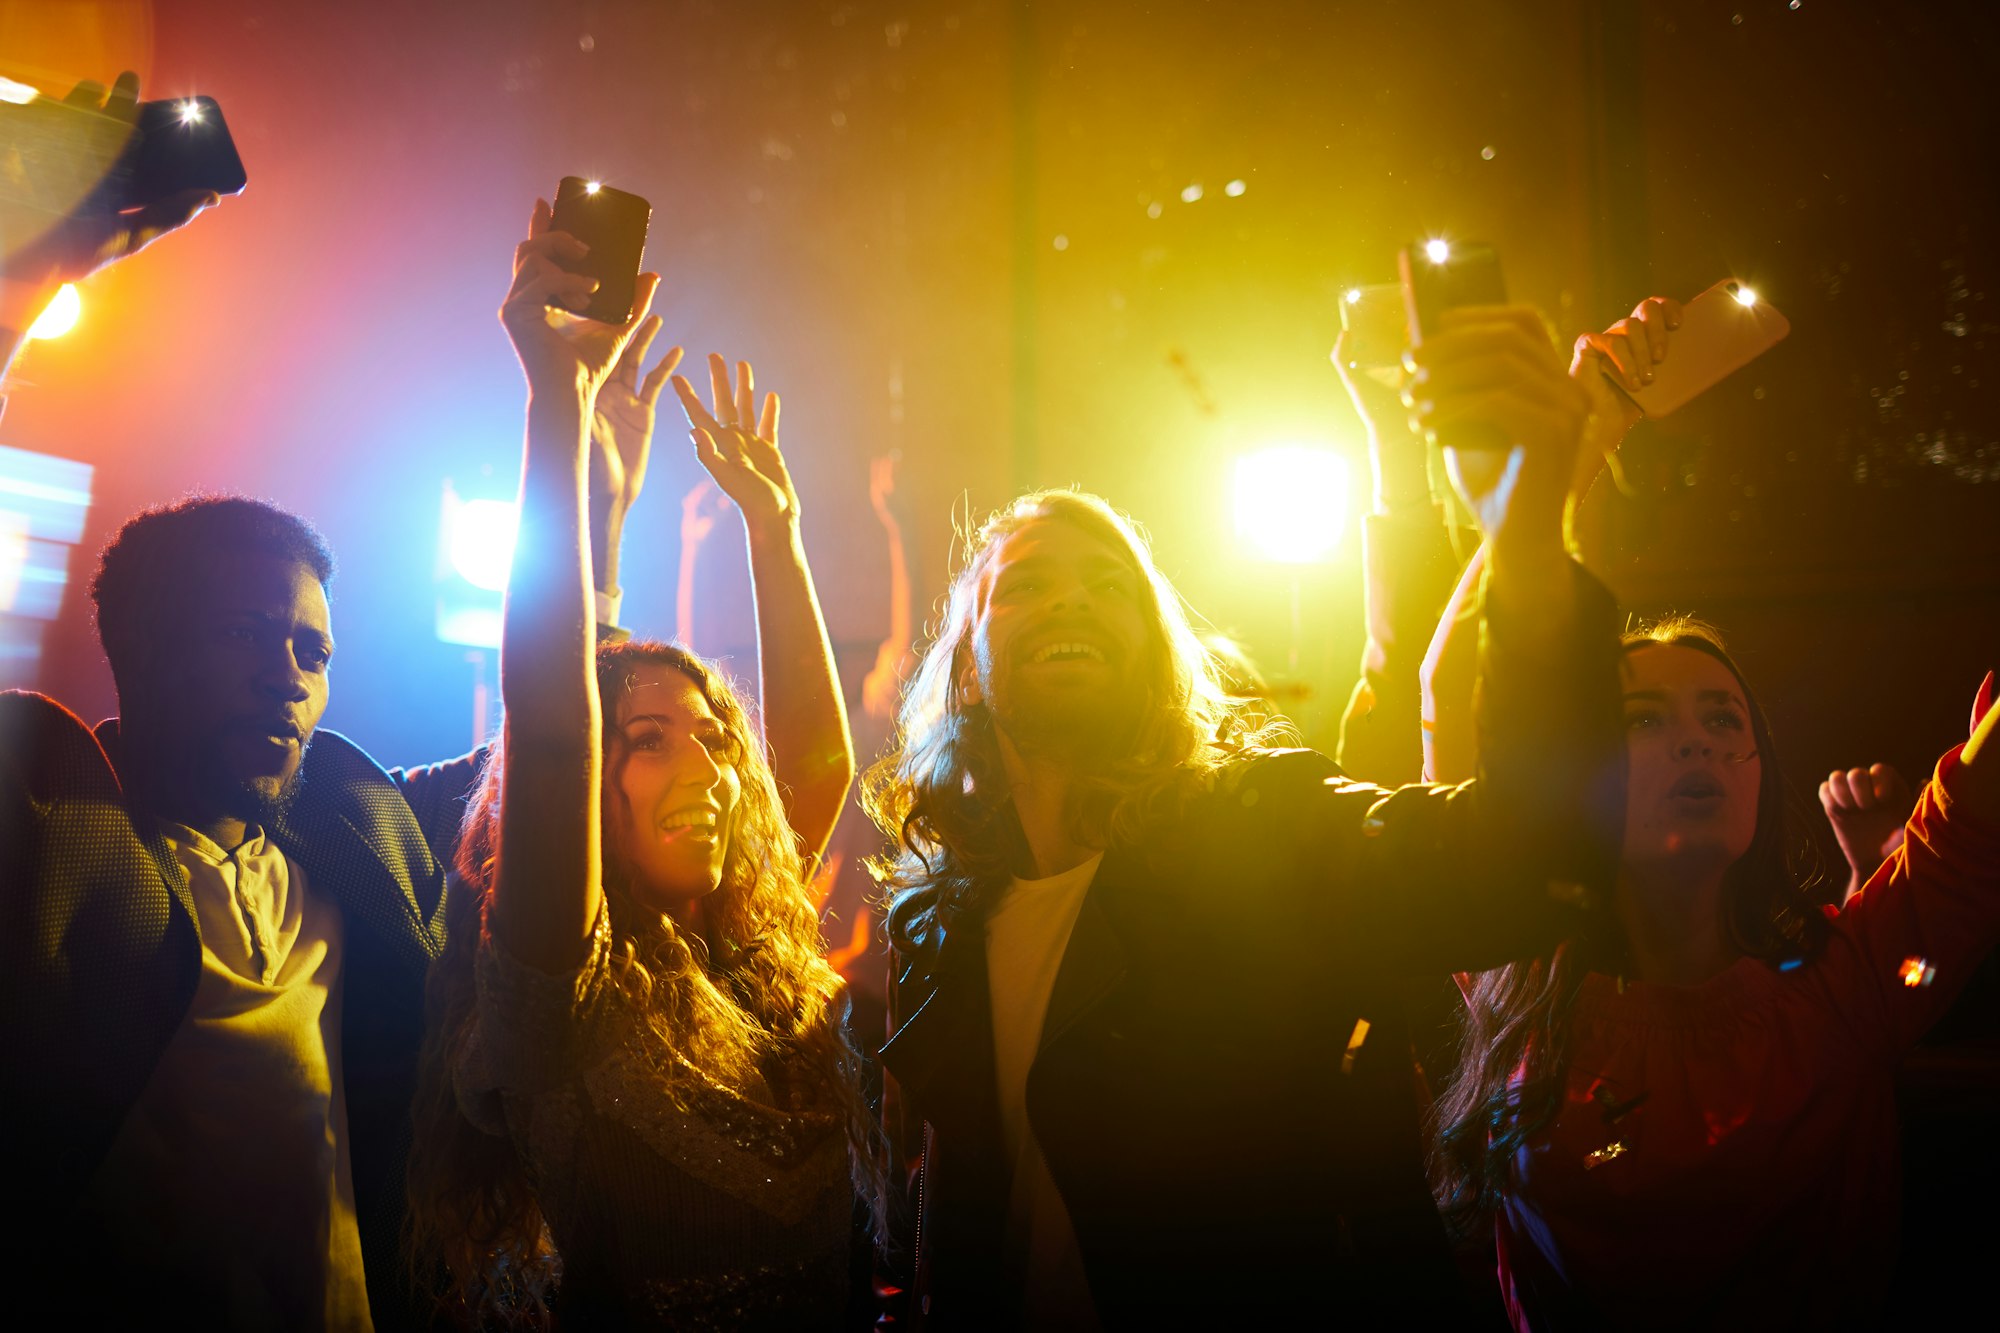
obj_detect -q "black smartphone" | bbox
[1399,239,1509,452]
[548,176,651,324]
[122,97,247,210]
[1398,240,1507,345]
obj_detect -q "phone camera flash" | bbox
[1345,288,1363,305]
[178,99,204,126]
[1732,284,1758,308]
[584,180,602,195]
[1424,239,1451,265]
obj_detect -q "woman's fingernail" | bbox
[1642,371,1653,383]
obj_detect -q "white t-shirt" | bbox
[77,822,372,1331]
[984,852,1104,1332]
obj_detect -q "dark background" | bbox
[4,0,1997,848]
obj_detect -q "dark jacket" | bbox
[877,565,1624,1330]
[0,690,481,1329]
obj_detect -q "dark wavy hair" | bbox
[862,489,1289,968]
[1432,615,1831,1233]
[405,640,886,1327]
[91,494,335,695]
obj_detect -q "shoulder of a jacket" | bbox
[1198,746,1342,802]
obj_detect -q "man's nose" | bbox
[255,646,312,701]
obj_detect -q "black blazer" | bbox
[0,690,481,1329]
[877,567,1625,1330]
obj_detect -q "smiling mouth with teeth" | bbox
[1028,641,1108,665]
[658,809,721,836]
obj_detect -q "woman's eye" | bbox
[1706,711,1746,732]
[628,730,664,751]
[1097,578,1131,597]
[1624,711,1661,730]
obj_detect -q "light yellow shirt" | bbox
[984,853,1104,1332]
[77,821,372,1331]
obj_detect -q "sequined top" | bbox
[456,908,855,1329]
[1495,747,2000,1331]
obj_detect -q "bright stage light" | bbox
[0,77,37,105]
[1424,238,1451,265]
[26,284,79,340]
[1732,284,1758,308]
[1233,446,1349,564]
[449,498,518,592]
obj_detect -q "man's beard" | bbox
[987,673,1144,768]
[196,736,311,830]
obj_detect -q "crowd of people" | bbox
[4,74,1998,1332]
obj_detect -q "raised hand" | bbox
[1819,762,1913,901]
[869,453,901,527]
[2,73,219,292]
[1404,305,1589,549]
[680,477,729,550]
[1568,296,1681,492]
[1334,328,1430,512]
[499,198,658,403]
[1960,671,2000,823]
[671,354,799,535]
[591,313,682,516]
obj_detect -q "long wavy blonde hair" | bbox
[864,489,1289,966]
[407,640,885,1327]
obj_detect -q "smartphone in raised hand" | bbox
[1399,240,1509,454]
[121,97,247,210]
[547,176,651,324]
[1338,282,1408,388]
[1616,278,1790,418]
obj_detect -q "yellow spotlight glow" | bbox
[0,77,38,106]
[584,180,602,195]
[1425,238,1451,265]
[1224,179,1246,197]
[1732,284,1758,308]
[178,99,204,125]
[26,284,80,340]
[1344,287,1363,304]
[1233,446,1350,564]
[1180,183,1204,203]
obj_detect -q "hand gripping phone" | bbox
[1399,239,1509,453]
[1338,282,1408,388]
[1614,279,1791,418]
[121,96,248,210]
[547,176,651,324]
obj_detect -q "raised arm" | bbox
[672,357,853,864]
[860,453,916,727]
[1825,675,2000,1055]
[1330,327,1463,785]
[0,74,217,399]
[489,199,660,973]
[1321,304,1626,974]
[1419,296,1679,783]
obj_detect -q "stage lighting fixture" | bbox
[1424,238,1451,265]
[26,284,80,340]
[436,482,517,648]
[1233,446,1349,564]
[450,498,517,592]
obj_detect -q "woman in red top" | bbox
[1434,619,2000,1330]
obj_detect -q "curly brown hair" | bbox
[405,640,885,1327]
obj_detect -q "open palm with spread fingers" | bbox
[671,354,799,532]
[592,314,682,515]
